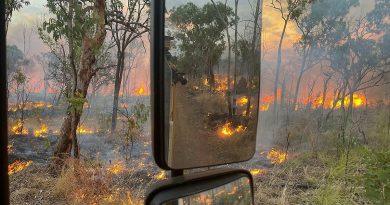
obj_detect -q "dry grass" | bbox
[10,158,161,205]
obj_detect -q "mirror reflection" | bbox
[164,0,261,169]
[163,177,253,205]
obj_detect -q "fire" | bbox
[154,171,167,181]
[266,148,288,164]
[259,95,275,112]
[11,121,28,135]
[218,123,246,138]
[77,125,94,134]
[34,101,45,108]
[250,168,267,176]
[34,124,48,137]
[329,93,366,109]
[8,160,32,175]
[107,161,126,175]
[260,104,270,111]
[214,76,228,92]
[227,186,238,195]
[7,144,13,154]
[138,87,145,95]
[203,78,210,86]
[238,96,249,106]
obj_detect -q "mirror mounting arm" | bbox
[170,169,184,177]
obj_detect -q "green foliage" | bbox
[41,0,97,42]
[363,149,390,204]
[12,69,27,85]
[131,103,150,129]
[168,2,234,75]
[6,45,26,74]
[68,93,87,115]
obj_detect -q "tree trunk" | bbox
[210,0,232,115]
[111,51,125,134]
[53,0,106,165]
[245,0,261,118]
[292,48,308,110]
[273,18,289,115]
[232,0,239,115]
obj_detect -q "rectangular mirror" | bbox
[152,0,262,169]
[146,169,254,205]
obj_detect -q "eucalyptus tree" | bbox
[107,0,150,134]
[268,0,311,113]
[5,0,30,35]
[169,2,235,86]
[39,0,108,163]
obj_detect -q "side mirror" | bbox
[151,0,262,170]
[146,169,254,205]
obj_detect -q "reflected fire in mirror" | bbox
[163,177,253,205]
[165,0,261,169]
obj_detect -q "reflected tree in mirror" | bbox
[164,0,262,169]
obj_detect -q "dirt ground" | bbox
[170,84,256,169]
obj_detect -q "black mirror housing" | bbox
[145,169,254,205]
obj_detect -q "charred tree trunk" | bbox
[245,0,261,118]
[111,50,125,134]
[232,0,239,115]
[273,17,289,115]
[292,48,308,110]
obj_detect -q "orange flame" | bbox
[7,144,13,154]
[238,96,249,106]
[154,171,167,181]
[329,93,366,109]
[11,121,28,135]
[34,124,48,137]
[218,123,246,138]
[266,148,288,164]
[203,78,210,86]
[77,125,94,134]
[8,160,32,175]
[107,161,126,175]
[250,168,267,176]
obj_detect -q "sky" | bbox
[6,0,375,97]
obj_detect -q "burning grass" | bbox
[250,168,267,176]
[77,125,94,134]
[8,160,33,175]
[266,149,288,164]
[11,121,28,135]
[218,122,246,138]
[33,124,48,137]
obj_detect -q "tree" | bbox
[5,0,30,35]
[268,0,310,113]
[39,0,108,164]
[9,69,30,134]
[169,2,234,86]
[6,45,29,99]
[107,0,150,134]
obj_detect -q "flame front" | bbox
[266,149,288,164]
[77,125,94,134]
[8,160,32,175]
[34,124,48,137]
